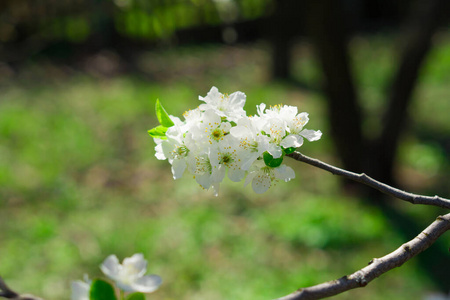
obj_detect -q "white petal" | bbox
[274,165,295,182]
[297,112,309,125]
[123,253,147,278]
[240,153,259,171]
[211,165,226,183]
[220,122,232,132]
[100,255,120,279]
[116,282,135,293]
[244,175,253,187]
[227,167,246,182]
[230,126,250,139]
[203,109,222,127]
[71,281,90,300]
[169,115,183,125]
[280,134,304,148]
[130,275,162,293]
[199,86,220,103]
[195,173,212,189]
[252,174,271,193]
[154,143,166,160]
[300,129,322,141]
[256,103,266,116]
[267,143,283,158]
[229,91,246,108]
[171,159,187,179]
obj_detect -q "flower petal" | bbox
[171,159,187,180]
[195,173,212,189]
[130,275,162,293]
[100,255,120,280]
[300,129,322,141]
[280,134,303,148]
[267,143,283,159]
[154,143,166,160]
[211,165,226,183]
[71,280,90,300]
[252,174,271,194]
[274,165,295,182]
[123,253,147,278]
[227,167,246,182]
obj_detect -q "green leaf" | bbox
[90,279,117,300]
[126,293,146,300]
[155,99,174,128]
[263,151,284,168]
[148,125,168,139]
[282,147,296,155]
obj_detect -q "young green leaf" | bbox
[125,293,146,300]
[156,99,174,128]
[263,151,284,168]
[148,125,168,139]
[282,147,297,155]
[90,279,117,300]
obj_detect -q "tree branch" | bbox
[0,277,42,300]
[276,213,450,300]
[286,151,450,210]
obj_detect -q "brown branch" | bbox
[0,277,42,300]
[286,152,450,210]
[277,213,450,300]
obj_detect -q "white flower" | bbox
[71,275,91,300]
[189,109,231,145]
[182,107,204,133]
[256,103,322,151]
[187,151,214,190]
[100,254,162,293]
[262,118,287,158]
[158,126,196,179]
[198,86,246,122]
[230,116,269,170]
[245,160,295,193]
[209,135,249,183]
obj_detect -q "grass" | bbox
[0,34,449,300]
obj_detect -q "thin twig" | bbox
[276,213,450,300]
[286,152,450,210]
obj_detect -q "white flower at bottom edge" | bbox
[100,253,162,293]
[71,274,91,300]
[244,160,295,194]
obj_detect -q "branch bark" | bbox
[287,151,450,209]
[0,277,42,300]
[276,213,450,300]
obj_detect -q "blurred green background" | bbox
[0,1,449,299]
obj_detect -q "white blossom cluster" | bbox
[150,87,322,196]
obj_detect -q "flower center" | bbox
[194,156,212,174]
[211,128,225,141]
[220,153,233,165]
[173,145,189,159]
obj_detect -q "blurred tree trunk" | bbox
[304,0,365,174]
[302,0,448,186]
[369,0,450,185]
[268,0,304,80]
